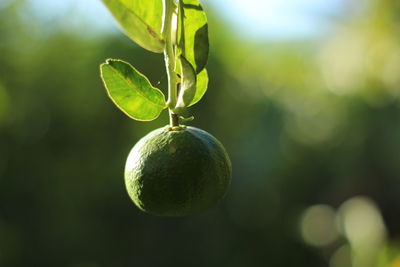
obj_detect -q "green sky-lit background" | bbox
[1,0,400,266]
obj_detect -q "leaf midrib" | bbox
[108,64,165,109]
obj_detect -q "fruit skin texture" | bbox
[124,126,232,216]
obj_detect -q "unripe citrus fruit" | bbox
[124,125,231,216]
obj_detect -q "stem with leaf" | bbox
[100,0,209,124]
[163,0,179,127]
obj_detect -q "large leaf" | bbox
[102,0,164,53]
[100,59,167,121]
[189,68,208,106]
[178,0,209,73]
[176,55,197,108]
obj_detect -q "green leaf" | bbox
[189,68,208,106]
[100,59,167,121]
[176,55,197,108]
[102,0,165,53]
[178,0,209,73]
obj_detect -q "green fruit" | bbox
[124,125,232,216]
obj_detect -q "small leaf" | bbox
[178,0,209,73]
[179,115,195,122]
[100,59,167,121]
[189,68,208,106]
[176,55,197,108]
[102,0,164,53]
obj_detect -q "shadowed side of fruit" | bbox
[125,126,231,216]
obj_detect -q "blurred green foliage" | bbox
[1,0,400,266]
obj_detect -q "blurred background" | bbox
[1,0,400,266]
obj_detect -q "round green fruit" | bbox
[124,125,232,216]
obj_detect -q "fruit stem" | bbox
[162,0,179,127]
[170,112,179,127]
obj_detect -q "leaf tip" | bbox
[105,58,117,65]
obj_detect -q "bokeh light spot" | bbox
[300,204,338,247]
[330,245,352,267]
[337,196,387,249]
